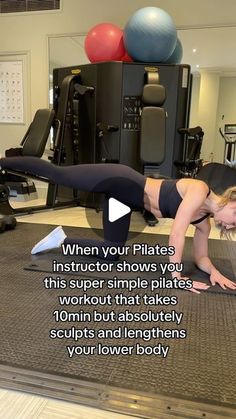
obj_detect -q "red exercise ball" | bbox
[85,23,125,63]
[121,51,133,62]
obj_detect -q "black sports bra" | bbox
[159,179,210,225]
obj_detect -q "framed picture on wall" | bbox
[0,60,24,124]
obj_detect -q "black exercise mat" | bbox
[24,224,236,295]
[1,223,236,412]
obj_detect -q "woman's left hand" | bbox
[210,269,236,290]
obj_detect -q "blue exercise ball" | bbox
[165,38,183,64]
[124,7,177,62]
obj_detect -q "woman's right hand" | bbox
[190,280,210,294]
[174,276,210,294]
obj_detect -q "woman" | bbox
[1,156,236,294]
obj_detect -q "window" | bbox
[0,0,60,14]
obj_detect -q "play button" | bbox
[108,198,131,222]
[84,174,150,241]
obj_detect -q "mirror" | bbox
[179,27,236,165]
[49,34,89,105]
[8,35,90,209]
[48,27,236,165]
[49,34,89,75]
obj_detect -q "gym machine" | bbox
[219,124,236,168]
[52,61,191,209]
[0,74,93,217]
[174,126,204,178]
[0,62,191,228]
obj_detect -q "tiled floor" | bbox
[12,196,222,240]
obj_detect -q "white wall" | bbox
[189,72,220,162]
[214,77,236,163]
[190,73,236,164]
[197,72,220,162]
[189,74,201,127]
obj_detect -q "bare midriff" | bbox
[143,177,164,218]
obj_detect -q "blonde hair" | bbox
[218,186,236,239]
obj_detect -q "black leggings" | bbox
[0,157,146,259]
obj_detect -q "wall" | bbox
[214,77,236,163]
[190,73,236,164]
[189,72,220,162]
[197,72,220,162]
[189,74,201,127]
